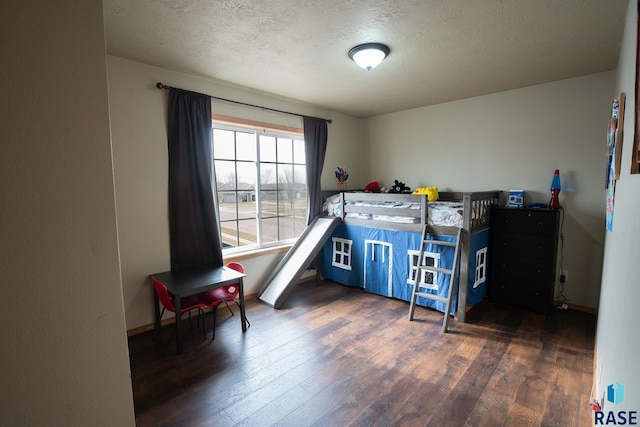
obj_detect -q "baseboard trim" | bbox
[127,295,261,337]
[553,300,597,315]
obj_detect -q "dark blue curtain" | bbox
[303,117,328,225]
[167,89,223,270]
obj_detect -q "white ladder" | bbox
[408,226,462,333]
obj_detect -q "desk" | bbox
[150,264,247,354]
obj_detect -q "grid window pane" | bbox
[217,192,238,222]
[260,191,278,218]
[278,216,296,241]
[220,221,239,248]
[236,161,256,190]
[277,138,293,163]
[260,135,276,162]
[293,139,305,164]
[294,215,306,234]
[236,132,256,161]
[293,165,307,186]
[213,129,235,160]
[237,195,255,220]
[215,160,236,191]
[260,163,277,185]
[213,124,306,252]
[261,217,278,244]
[238,218,257,246]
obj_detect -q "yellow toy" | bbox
[412,186,439,201]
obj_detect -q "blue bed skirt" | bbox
[321,224,489,314]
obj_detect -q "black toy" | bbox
[389,179,411,193]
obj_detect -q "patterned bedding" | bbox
[322,193,464,227]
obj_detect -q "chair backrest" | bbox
[226,262,245,273]
[151,277,176,313]
[224,285,239,298]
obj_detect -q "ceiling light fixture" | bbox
[348,43,390,71]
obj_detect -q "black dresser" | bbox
[489,206,560,313]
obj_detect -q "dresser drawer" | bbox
[492,232,557,260]
[489,278,553,313]
[490,254,554,281]
[492,208,558,236]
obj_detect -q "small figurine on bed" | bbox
[412,186,439,201]
[389,180,411,193]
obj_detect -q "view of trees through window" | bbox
[213,125,307,251]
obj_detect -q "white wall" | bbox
[365,72,614,309]
[0,1,135,425]
[107,56,364,330]
[595,0,640,412]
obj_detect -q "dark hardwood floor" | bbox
[128,280,596,427]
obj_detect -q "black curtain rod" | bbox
[156,82,332,124]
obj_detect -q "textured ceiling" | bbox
[104,0,628,118]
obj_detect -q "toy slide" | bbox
[257,216,341,308]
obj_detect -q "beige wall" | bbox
[595,0,640,411]
[0,1,135,425]
[111,54,613,330]
[365,72,614,309]
[107,56,364,330]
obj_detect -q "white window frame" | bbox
[332,237,353,270]
[407,250,440,291]
[474,247,488,288]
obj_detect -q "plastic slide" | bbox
[257,216,341,308]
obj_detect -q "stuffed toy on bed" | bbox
[365,181,383,193]
[389,180,411,193]
[413,186,439,201]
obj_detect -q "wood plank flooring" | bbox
[128,280,596,427]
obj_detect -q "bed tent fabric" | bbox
[321,224,490,314]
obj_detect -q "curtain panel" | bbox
[303,117,328,225]
[167,89,223,270]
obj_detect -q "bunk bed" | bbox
[320,190,500,322]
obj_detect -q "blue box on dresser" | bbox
[508,190,524,207]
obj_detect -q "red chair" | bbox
[198,262,250,340]
[226,262,244,273]
[151,277,207,343]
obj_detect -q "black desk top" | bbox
[150,264,245,297]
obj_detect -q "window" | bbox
[213,122,307,252]
[331,237,352,270]
[474,247,488,288]
[407,250,440,290]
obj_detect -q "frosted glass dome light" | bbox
[348,43,390,71]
